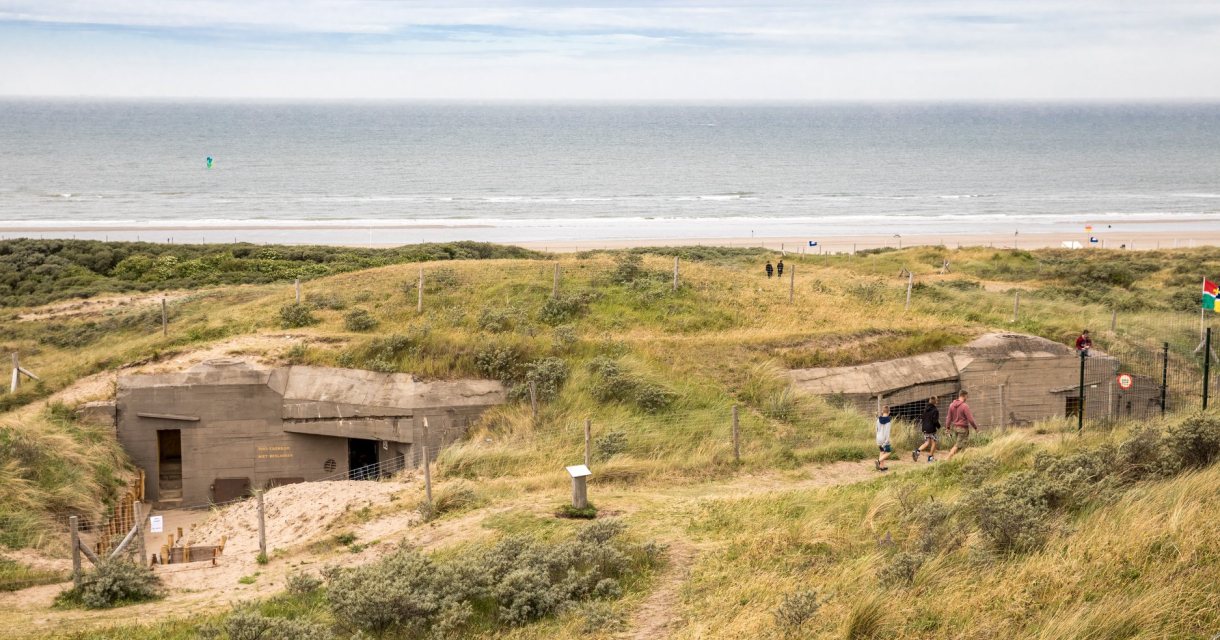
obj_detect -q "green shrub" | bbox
[965,471,1053,553]
[323,546,474,636]
[420,481,480,521]
[552,324,578,352]
[211,605,333,640]
[511,357,570,402]
[539,292,597,325]
[475,345,524,382]
[611,253,646,285]
[774,589,820,635]
[587,356,675,412]
[56,560,161,609]
[1156,413,1220,474]
[279,303,319,329]
[595,430,628,460]
[285,571,322,596]
[343,308,378,332]
[477,308,513,333]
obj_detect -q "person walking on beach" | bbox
[944,390,978,461]
[776,260,784,277]
[875,405,893,471]
[1075,329,1093,357]
[765,261,774,278]
[913,396,940,462]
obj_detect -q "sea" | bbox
[1,100,1219,245]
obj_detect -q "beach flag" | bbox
[1204,279,1219,311]
[808,241,818,247]
[1085,225,1093,232]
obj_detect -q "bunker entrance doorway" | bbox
[348,438,379,480]
[888,399,931,424]
[1065,396,1082,419]
[157,429,182,502]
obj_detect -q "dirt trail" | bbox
[16,292,193,322]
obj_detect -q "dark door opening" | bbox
[1065,396,1081,418]
[348,438,379,480]
[157,429,182,501]
[889,399,931,424]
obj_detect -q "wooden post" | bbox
[998,384,1006,432]
[416,267,424,314]
[134,502,145,567]
[788,264,795,303]
[160,545,169,565]
[673,256,679,291]
[1111,308,1117,332]
[529,381,538,420]
[904,272,913,311]
[552,263,560,298]
[70,516,81,587]
[584,418,592,467]
[161,299,168,337]
[572,476,588,509]
[177,526,183,540]
[256,491,266,560]
[731,405,740,463]
[422,418,433,505]
[1012,291,1020,323]
[10,353,18,393]
[294,278,301,304]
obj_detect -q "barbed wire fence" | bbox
[6,252,1220,590]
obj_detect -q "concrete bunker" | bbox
[115,360,505,506]
[789,333,1162,426]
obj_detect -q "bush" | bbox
[477,308,513,333]
[1156,413,1220,474]
[57,560,161,609]
[343,308,378,332]
[511,357,570,402]
[324,546,468,636]
[420,481,479,521]
[774,589,820,634]
[611,253,646,285]
[285,571,322,596]
[279,303,319,329]
[965,471,1053,553]
[213,606,333,640]
[539,292,596,325]
[552,324,578,352]
[475,345,524,382]
[587,356,675,412]
[595,430,628,460]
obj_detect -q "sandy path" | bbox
[15,292,192,323]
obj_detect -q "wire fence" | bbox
[7,253,1220,589]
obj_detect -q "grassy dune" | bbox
[1,242,1218,638]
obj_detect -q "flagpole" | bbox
[1204,276,1207,341]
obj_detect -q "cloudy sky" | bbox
[2,1,1219,100]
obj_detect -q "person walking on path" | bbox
[913,396,941,462]
[1075,329,1093,356]
[944,390,978,461]
[875,405,894,471]
[776,260,785,277]
[765,261,774,278]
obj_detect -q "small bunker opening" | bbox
[157,429,182,501]
[348,438,379,480]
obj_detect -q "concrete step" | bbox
[160,479,182,490]
[159,489,182,500]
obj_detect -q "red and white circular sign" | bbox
[1117,373,1134,390]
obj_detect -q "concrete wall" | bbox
[116,363,505,506]
[958,355,1117,426]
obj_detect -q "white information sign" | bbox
[149,515,164,534]
[566,465,592,478]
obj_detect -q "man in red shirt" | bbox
[945,390,978,461]
[1074,329,1092,356]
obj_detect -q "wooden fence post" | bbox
[789,264,795,303]
[1012,291,1021,323]
[70,516,81,587]
[294,278,301,304]
[134,502,146,566]
[732,405,740,463]
[529,381,538,420]
[904,272,913,311]
[417,268,424,314]
[10,353,17,393]
[161,299,168,337]
[256,491,267,560]
[1111,308,1117,332]
[552,263,560,298]
[673,256,679,291]
[584,418,592,467]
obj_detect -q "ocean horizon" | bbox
[2,100,1219,244]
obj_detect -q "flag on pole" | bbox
[808,241,818,247]
[1204,279,1219,311]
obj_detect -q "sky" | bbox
[2,1,1219,100]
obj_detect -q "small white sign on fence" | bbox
[149,515,163,534]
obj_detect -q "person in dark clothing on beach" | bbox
[765,261,774,278]
[913,396,941,462]
[776,260,784,277]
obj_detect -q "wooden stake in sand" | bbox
[584,418,592,467]
[732,405,740,463]
[417,268,424,314]
[256,491,267,560]
[161,298,168,336]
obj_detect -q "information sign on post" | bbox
[149,515,164,534]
